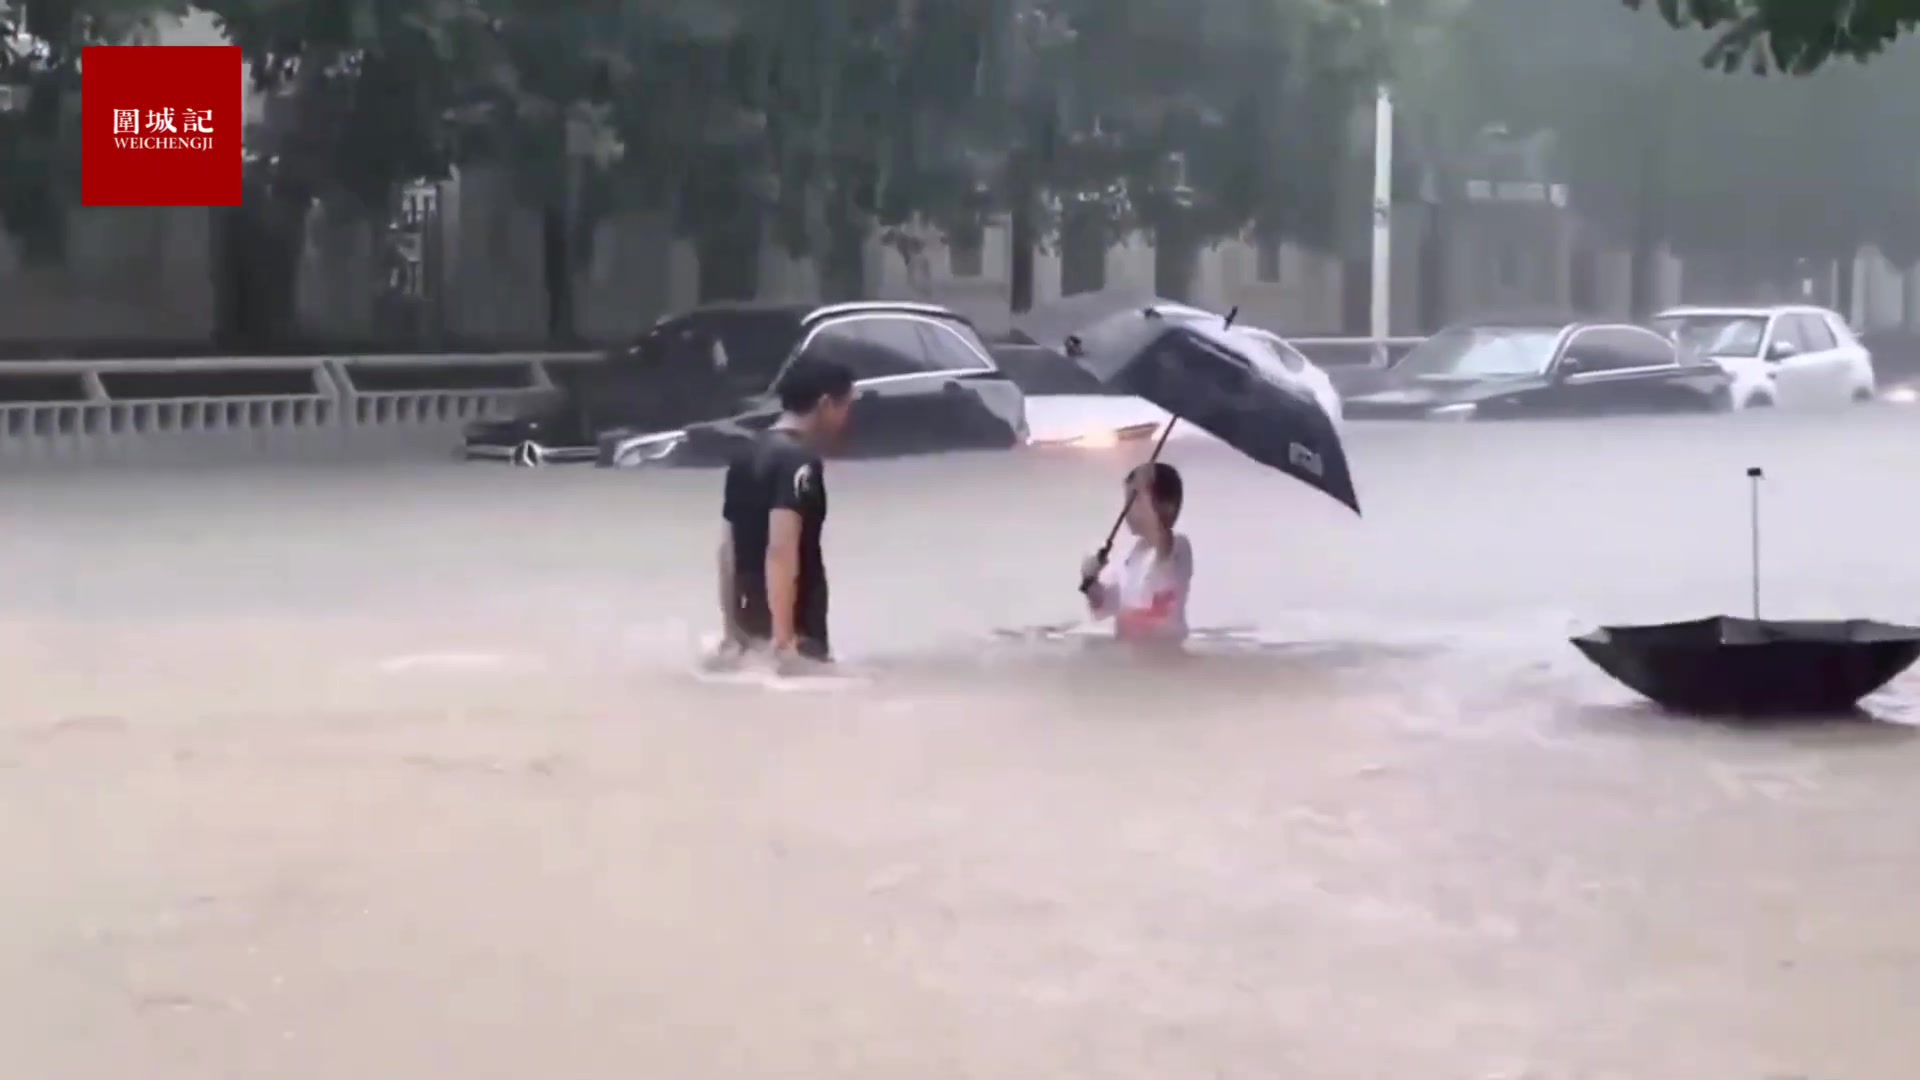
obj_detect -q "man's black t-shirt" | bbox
[722,428,830,656]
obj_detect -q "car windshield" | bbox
[626,309,805,393]
[1393,326,1560,378]
[1652,314,1766,359]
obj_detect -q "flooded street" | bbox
[5,409,1920,1078]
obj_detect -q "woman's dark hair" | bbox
[776,357,856,413]
[1129,462,1183,525]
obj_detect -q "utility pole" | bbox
[1369,3,1394,366]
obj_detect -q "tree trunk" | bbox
[254,206,305,348]
[1009,156,1036,313]
[1627,160,1665,318]
[695,219,760,302]
[214,185,308,350]
[539,215,573,344]
[1059,208,1106,297]
[540,204,577,344]
[820,207,867,302]
[1152,218,1198,303]
[1834,252,1857,323]
[4,53,71,265]
[1628,84,1671,319]
[1419,207,1448,331]
[211,206,244,349]
[1627,158,1664,318]
[8,192,67,266]
[1628,235,1658,319]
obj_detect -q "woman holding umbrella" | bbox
[1081,463,1194,643]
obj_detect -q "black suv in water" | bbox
[463,301,1029,466]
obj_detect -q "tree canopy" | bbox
[1624,0,1920,73]
[15,0,1390,332]
[5,0,1391,338]
[12,0,1920,341]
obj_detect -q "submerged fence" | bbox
[0,338,1403,464]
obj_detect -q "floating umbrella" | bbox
[1571,467,1920,717]
[1065,304,1359,590]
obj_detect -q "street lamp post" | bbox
[1368,7,1393,367]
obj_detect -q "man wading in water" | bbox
[708,357,856,674]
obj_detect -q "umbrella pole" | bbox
[1747,466,1763,618]
[1078,418,1180,594]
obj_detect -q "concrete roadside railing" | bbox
[0,351,600,464]
[1286,336,1424,371]
[0,337,1411,465]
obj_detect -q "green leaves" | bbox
[1625,0,1920,73]
[3,0,1392,289]
[976,0,1381,249]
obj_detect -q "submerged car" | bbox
[462,301,1028,467]
[1651,304,1877,408]
[1337,317,1732,420]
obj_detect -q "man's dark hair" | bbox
[1131,462,1183,525]
[776,357,856,413]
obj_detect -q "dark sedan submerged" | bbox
[463,301,1028,466]
[1337,318,1733,420]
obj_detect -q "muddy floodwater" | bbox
[5,409,1920,1079]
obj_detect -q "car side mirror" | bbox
[1767,340,1799,361]
[1557,354,1587,379]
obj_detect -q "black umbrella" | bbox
[1067,304,1359,590]
[1570,467,1920,716]
[1008,288,1192,352]
[1066,305,1360,511]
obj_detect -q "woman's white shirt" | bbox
[1092,534,1192,641]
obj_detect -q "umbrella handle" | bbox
[1078,541,1114,595]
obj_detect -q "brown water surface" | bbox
[4,410,1919,1078]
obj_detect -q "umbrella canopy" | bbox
[1065,305,1360,514]
[1007,288,1202,350]
[1570,616,1920,716]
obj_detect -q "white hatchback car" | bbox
[1651,305,1876,408]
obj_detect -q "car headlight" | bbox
[1429,403,1477,420]
[1886,384,1918,405]
[611,430,687,467]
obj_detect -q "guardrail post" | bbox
[318,358,357,454]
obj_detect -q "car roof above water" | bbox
[1656,304,1836,318]
[805,300,972,324]
[1440,310,1594,333]
[656,297,975,322]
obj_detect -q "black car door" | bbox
[795,315,942,456]
[1551,326,1696,414]
[593,310,801,434]
[912,319,1026,448]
